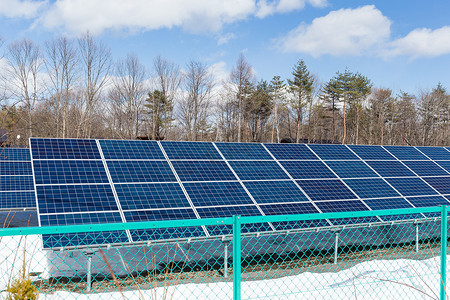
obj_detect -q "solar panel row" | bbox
[29,139,450,248]
[0,148,35,210]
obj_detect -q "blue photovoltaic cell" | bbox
[386,178,438,196]
[366,161,416,177]
[365,198,414,210]
[344,178,400,199]
[228,161,290,180]
[184,181,252,206]
[436,161,450,172]
[107,160,176,183]
[36,184,118,214]
[244,180,308,203]
[30,138,101,160]
[172,161,236,182]
[264,143,318,160]
[115,183,190,210]
[123,209,204,241]
[0,176,34,191]
[260,202,328,230]
[325,161,378,178]
[309,144,359,160]
[281,161,336,179]
[33,160,109,185]
[347,145,395,160]
[297,179,357,201]
[422,177,450,195]
[0,148,30,161]
[402,161,449,176]
[162,141,222,160]
[215,142,272,160]
[40,212,128,248]
[0,191,36,209]
[383,146,428,160]
[407,195,450,208]
[0,161,32,175]
[416,147,450,160]
[99,140,164,160]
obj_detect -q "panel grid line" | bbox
[212,142,276,231]
[157,141,210,237]
[260,143,333,226]
[344,145,424,216]
[381,145,450,201]
[96,139,132,243]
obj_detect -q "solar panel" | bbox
[296,179,357,201]
[244,180,309,203]
[280,161,337,179]
[347,145,395,160]
[107,160,176,183]
[422,177,450,195]
[183,181,253,206]
[344,178,401,199]
[264,143,317,160]
[115,183,190,210]
[215,142,272,160]
[0,148,35,210]
[383,146,429,160]
[325,161,378,178]
[416,146,450,160]
[29,138,450,249]
[99,140,164,160]
[162,141,222,160]
[228,161,290,180]
[385,177,439,196]
[366,161,416,177]
[171,161,236,181]
[33,160,109,185]
[402,161,449,176]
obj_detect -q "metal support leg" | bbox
[334,231,339,265]
[224,240,230,278]
[86,254,92,292]
[415,223,419,253]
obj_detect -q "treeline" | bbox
[0,34,449,147]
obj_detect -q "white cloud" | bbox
[208,61,229,85]
[256,0,327,18]
[0,0,46,19]
[388,26,450,58]
[217,33,236,45]
[276,5,391,57]
[32,0,326,35]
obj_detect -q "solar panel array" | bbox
[0,148,35,210]
[29,138,450,248]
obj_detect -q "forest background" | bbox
[0,34,448,147]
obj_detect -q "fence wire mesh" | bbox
[0,207,448,299]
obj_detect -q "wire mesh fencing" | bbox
[0,206,448,299]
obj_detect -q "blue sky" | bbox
[1,0,450,94]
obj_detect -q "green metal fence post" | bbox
[233,215,242,300]
[441,205,448,300]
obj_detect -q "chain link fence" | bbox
[0,206,448,299]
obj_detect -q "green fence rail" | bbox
[0,206,448,299]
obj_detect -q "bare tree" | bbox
[230,54,254,142]
[108,54,147,139]
[6,39,43,142]
[178,60,214,141]
[45,36,79,138]
[150,55,181,139]
[77,32,111,138]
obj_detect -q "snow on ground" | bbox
[0,235,446,299]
